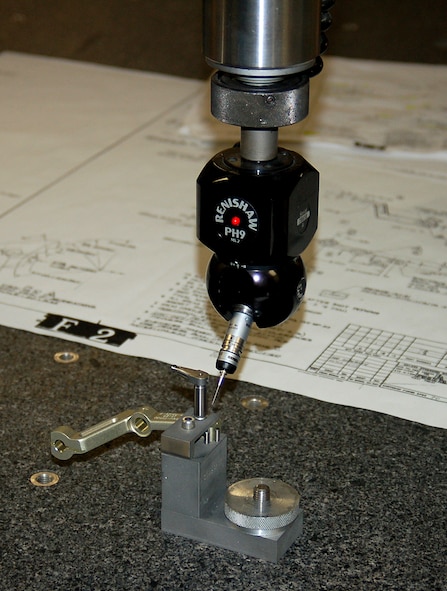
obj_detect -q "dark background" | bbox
[0,0,446,80]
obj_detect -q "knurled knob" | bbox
[224,478,300,532]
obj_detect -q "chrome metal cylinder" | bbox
[203,0,321,77]
[194,384,208,420]
[216,304,253,374]
[240,128,278,161]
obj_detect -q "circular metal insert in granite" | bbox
[240,395,269,410]
[53,351,79,364]
[30,471,60,487]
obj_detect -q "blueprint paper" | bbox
[0,52,200,213]
[0,52,446,428]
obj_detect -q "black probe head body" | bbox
[197,146,318,328]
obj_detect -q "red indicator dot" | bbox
[231,216,241,227]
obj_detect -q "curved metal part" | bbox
[171,365,208,386]
[51,406,182,460]
[171,365,209,420]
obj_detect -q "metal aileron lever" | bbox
[51,406,182,460]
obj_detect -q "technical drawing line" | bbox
[308,324,447,402]
[0,88,202,221]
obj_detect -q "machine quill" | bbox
[199,0,332,404]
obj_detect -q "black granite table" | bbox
[1,324,445,590]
